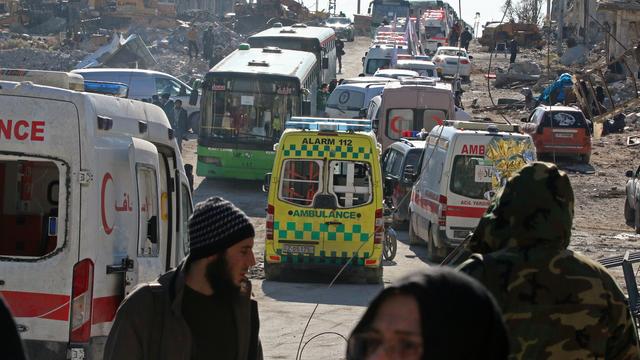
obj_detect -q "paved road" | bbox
[180,36,435,360]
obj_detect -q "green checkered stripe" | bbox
[274,221,371,242]
[282,144,372,160]
[276,253,371,265]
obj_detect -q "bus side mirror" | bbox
[322,57,329,69]
[189,89,199,106]
[302,100,312,115]
[263,173,272,192]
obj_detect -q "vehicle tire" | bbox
[625,198,635,226]
[581,153,591,164]
[188,111,201,135]
[427,223,443,263]
[408,213,422,245]
[382,228,397,261]
[365,267,383,284]
[264,260,281,281]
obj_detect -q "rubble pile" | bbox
[0,48,88,71]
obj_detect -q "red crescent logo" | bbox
[390,115,402,133]
[101,173,114,235]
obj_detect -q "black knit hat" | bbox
[188,197,255,260]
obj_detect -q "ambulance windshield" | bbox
[0,158,63,257]
[450,155,492,200]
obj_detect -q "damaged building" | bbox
[556,0,640,58]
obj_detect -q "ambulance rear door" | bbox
[0,94,81,345]
[445,135,492,241]
[127,138,164,294]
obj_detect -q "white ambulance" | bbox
[408,121,535,262]
[0,79,193,359]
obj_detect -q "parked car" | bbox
[324,16,355,41]
[625,167,640,233]
[522,105,592,163]
[374,68,420,79]
[432,46,472,81]
[382,138,426,226]
[394,59,438,79]
[72,68,201,132]
[326,82,386,119]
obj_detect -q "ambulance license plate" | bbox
[282,244,315,255]
[555,133,573,138]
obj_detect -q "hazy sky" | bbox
[300,0,543,35]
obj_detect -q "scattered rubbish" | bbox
[627,136,640,147]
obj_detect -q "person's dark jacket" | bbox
[175,107,188,135]
[104,258,263,360]
[347,268,509,360]
[0,296,27,360]
[163,99,176,128]
[460,30,472,44]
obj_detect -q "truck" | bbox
[0,74,193,359]
[479,21,544,50]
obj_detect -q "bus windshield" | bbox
[201,77,300,145]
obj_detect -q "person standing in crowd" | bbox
[460,27,473,51]
[329,79,338,93]
[202,26,214,64]
[1,295,27,360]
[161,93,175,129]
[458,162,640,359]
[151,94,162,107]
[187,25,199,60]
[174,99,188,151]
[449,22,461,46]
[509,38,518,64]
[347,268,509,360]
[104,197,263,360]
[336,38,345,74]
[317,83,330,113]
[271,112,282,141]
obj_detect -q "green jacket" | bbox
[458,162,640,359]
[104,258,263,360]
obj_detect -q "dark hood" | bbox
[347,268,508,360]
[466,161,574,254]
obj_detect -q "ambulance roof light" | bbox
[287,117,372,132]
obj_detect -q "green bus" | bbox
[197,44,319,180]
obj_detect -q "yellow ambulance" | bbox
[264,117,384,283]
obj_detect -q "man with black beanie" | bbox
[104,197,263,360]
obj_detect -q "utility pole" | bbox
[357,0,361,15]
[316,0,319,13]
[557,0,564,54]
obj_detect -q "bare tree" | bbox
[502,0,544,25]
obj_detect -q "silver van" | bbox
[72,68,201,131]
[326,82,386,119]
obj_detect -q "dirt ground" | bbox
[177,36,640,359]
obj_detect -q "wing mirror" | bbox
[403,165,418,183]
[383,177,395,197]
[263,173,272,192]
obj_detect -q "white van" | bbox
[72,68,201,130]
[362,44,410,75]
[326,83,386,119]
[394,59,438,79]
[408,121,535,262]
[0,80,193,359]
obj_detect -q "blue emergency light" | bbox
[286,117,372,132]
[84,80,129,98]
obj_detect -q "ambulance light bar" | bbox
[287,117,372,132]
[443,120,520,133]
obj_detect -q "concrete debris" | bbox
[0,48,88,71]
[560,45,587,66]
[494,62,541,88]
[76,33,157,69]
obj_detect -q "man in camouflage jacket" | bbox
[458,162,640,359]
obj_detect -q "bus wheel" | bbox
[264,261,281,281]
[365,267,383,284]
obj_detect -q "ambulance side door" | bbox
[127,138,165,294]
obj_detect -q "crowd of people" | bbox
[3,162,639,359]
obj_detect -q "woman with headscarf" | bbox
[346,267,509,360]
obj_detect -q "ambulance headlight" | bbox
[200,156,222,166]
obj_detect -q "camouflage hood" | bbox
[467,162,574,254]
